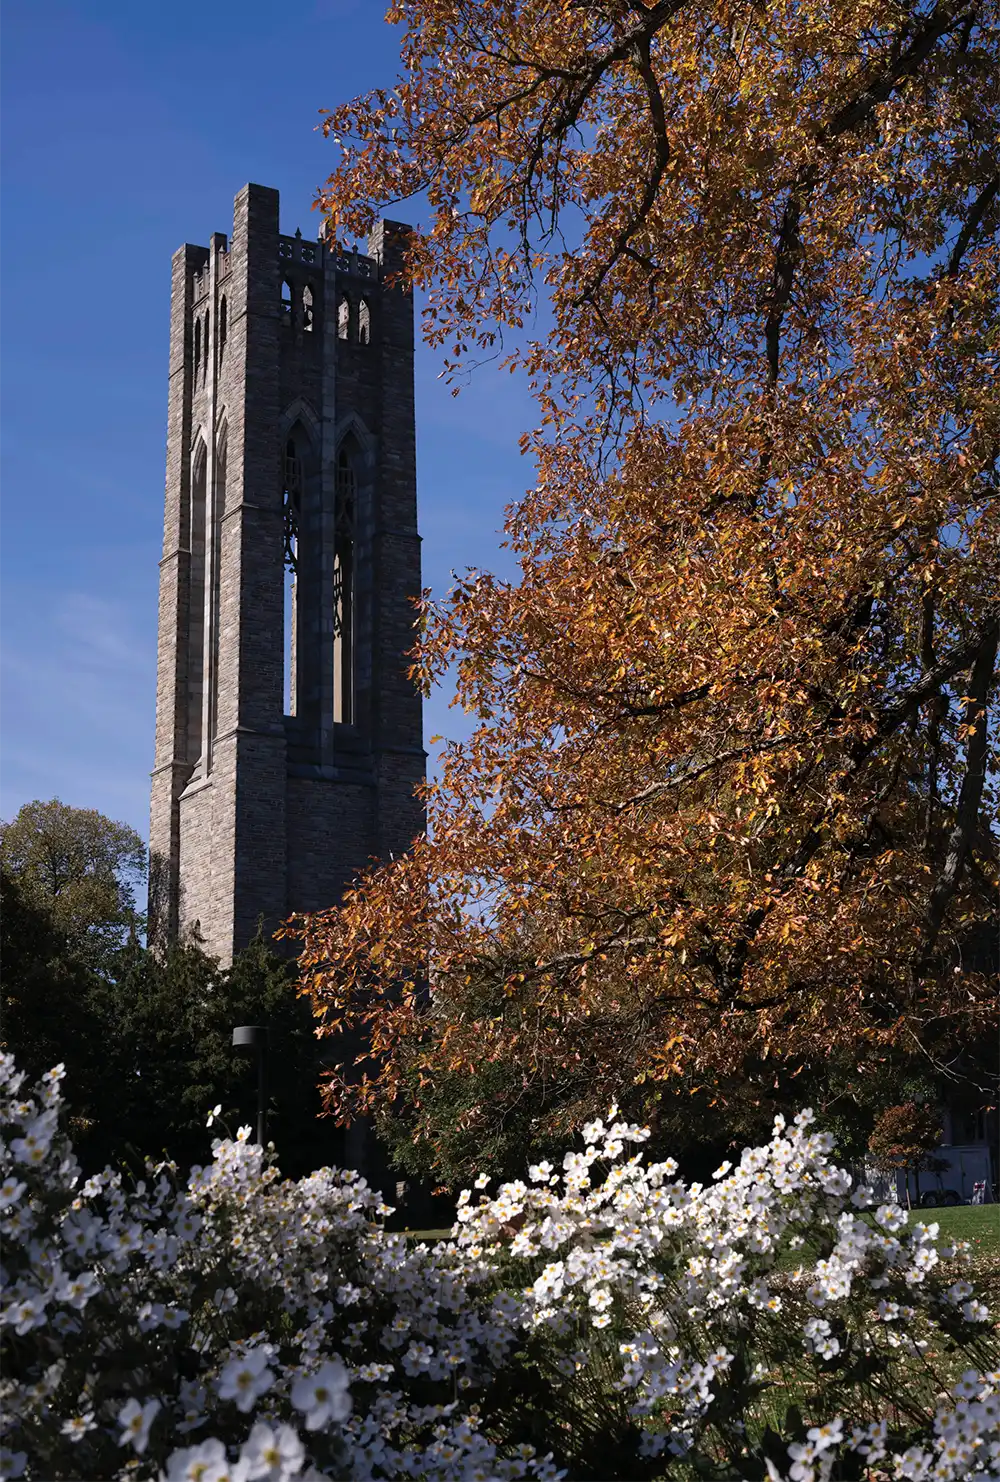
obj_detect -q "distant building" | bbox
[150,184,425,963]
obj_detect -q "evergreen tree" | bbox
[75,937,343,1177]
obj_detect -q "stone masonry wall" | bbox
[150,185,425,965]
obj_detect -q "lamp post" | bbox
[232,1025,268,1148]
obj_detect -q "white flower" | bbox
[0,1450,27,1479]
[290,1359,351,1429]
[54,1268,100,1309]
[0,1176,26,1210]
[117,1397,160,1455]
[962,1298,990,1322]
[807,1418,843,1452]
[10,1108,57,1165]
[474,1172,491,1189]
[206,1104,223,1128]
[241,1422,305,1480]
[61,1413,96,1442]
[874,1203,906,1232]
[218,1348,274,1413]
[165,1438,249,1482]
[5,1294,47,1335]
[402,1340,435,1375]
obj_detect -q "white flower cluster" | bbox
[0,1055,552,1481]
[453,1107,999,1477]
[1,1058,997,1481]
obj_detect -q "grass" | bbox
[909,1202,1000,1254]
[405,1204,1000,1250]
[763,1203,1000,1309]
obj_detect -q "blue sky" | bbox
[1,0,532,839]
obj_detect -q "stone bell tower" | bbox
[149,184,425,963]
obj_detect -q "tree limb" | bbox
[922,621,1000,956]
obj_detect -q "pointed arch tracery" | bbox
[186,437,208,764]
[334,438,359,725]
[282,423,316,718]
[207,425,228,763]
[283,440,302,575]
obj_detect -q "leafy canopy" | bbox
[289,0,999,1163]
[0,799,147,970]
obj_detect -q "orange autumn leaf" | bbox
[283,0,999,1162]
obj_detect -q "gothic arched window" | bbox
[203,312,210,376]
[337,293,350,341]
[358,299,370,345]
[334,445,357,724]
[208,430,228,760]
[193,316,201,381]
[219,296,228,364]
[302,283,314,333]
[283,439,303,716]
[187,439,208,764]
[281,279,293,321]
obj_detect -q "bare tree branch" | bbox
[922,621,1000,954]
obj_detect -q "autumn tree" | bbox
[290,0,1000,1172]
[868,1101,945,1207]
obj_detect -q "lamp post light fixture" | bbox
[232,1025,268,1148]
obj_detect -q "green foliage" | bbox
[81,932,341,1177]
[375,1045,572,1192]
[0,799,146,972]
[1,866,339,1177]
[372,970,975,1193]
[0,869,105,1135]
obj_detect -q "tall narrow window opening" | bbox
[283,440,302,716]
[203,312,210,376]
[334,446,357,724]
[302,283,314,332]
[218,297,228,364]
[186,442,208,764]
[358,299,370,344]
[337,293,350,340]
[207,433,228,763]
[193,317,201,382]
[281,279,293,321]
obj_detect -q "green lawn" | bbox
[908,1201,1000,1254]
[406,1204,1000,1258]
[764,1203,1000,1297]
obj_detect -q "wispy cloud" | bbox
[1,589,156,833]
